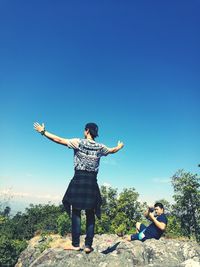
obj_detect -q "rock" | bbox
[181,259,200,267]
[15,234,200,267]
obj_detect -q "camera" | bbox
[148,207,154,213]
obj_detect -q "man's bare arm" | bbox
[33,122,69,146]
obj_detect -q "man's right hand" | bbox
[34,122,45,133]
[117,141,124,149]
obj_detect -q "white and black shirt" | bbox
[66,138,109,173]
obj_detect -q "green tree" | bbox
[0,190,12,216]
[1,206,11,217]
[57,213,71,236]
[95,186,118,233]
[95,213,111,234]
[23,204,62,237]
[172,170,200,242]
[101,186,118,219]
[0,204,64,240]
[165,214,183,238]
[0,235,27,267]
[111,188,143,235]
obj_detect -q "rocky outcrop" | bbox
[15,234,200,267]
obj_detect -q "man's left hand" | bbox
[148,212,155,221]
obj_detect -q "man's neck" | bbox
[86,134,94,141]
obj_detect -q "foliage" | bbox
[0,206,11,217]
[164,215,183,238]
[95,186,118,234]
[0,203,64,266]
[95,213,111,234]
[57,213,71,236]
[101,186,118,219]
[111,188,143,235]
[23,204,62,237]
[96,186,143,235]
[1,172,200,266]
[0,235,27,267]
[171,169,200,242]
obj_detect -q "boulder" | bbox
[15,234,200,267]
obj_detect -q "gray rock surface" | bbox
[15,234,200,267]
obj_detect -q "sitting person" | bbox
[128,202,168,242]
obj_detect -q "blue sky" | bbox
[0,1,199,213]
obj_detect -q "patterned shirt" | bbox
[66,138,109,173]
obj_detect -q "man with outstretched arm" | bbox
[34,122,124,253]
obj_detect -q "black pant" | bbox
[72,208,95,248]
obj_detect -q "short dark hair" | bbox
[154,202,164,209]
[85,122,99,138]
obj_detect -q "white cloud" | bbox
[0,189,61,202]
[0,175,13,180]
[152,178,170,184]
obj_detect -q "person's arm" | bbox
[33,122,69,146]
[107,141,124,154]
[148,213,167,231]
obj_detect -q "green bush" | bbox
[165,215,183,238]
[0,235,27,267]
[57,213,71,236]
[95,213,111,234]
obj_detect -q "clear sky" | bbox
[0,1,199,213]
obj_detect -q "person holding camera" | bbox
[127,202,168,242]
